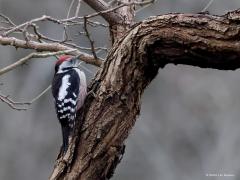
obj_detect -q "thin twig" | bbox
[135,0,155,13]
[0,13,16,27]
[87,20,108,27]
[2,1,149,38]
[63,0,153,22]
[201,0,215,12]
[67,0,76,19]
[64,41,107,51]
[0,94,30,105]
[62,19,108,27]
[63,0,75,40]
[0,84,51,110]
[75,0,82,17]
[3,15,62,36]
[0,94,29,110]
[83,17,98,60]
[95,44,108,54]
[62,26,69,42]
[0,49,77,76]
[29,84,52,104]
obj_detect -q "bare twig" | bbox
[1,0,149,39]
[83,0,122,24]
[0,35,102,66]
[64,41,107,51]
[81,0,153,23]
[28,25,65,43]
[0,93,29,110]
[87,20,108,27]
[67,0,76,19]
[0,94,30,105]
[75,0,82,17]
[0,27,12,31]
[83,17,98,60]
[95,44,108,54]
[62,19,108,27]
[29,84,52,104]
[135,0,155,13]
[0,84,51,110]
[64,3,126,20]
[30,23,43,42]
[201,0,215,12]
[3,15,62,36]
[62,26,69,42]
[0,2,133,74]
[0,13,106,62]
[63,0,75,41]
[0,13,16,27]
[0,49,77,76]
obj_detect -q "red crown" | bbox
[56,55,72,65]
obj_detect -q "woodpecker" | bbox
[52,55,87,154]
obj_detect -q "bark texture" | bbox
[50,10,240,180]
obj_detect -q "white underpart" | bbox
[58,75,71,101]
[75,69,87,110]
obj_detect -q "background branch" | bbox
[0,49,77,76]
[75,0,82,17]
[0,84,52,110]
[0,93,29,110]
[0,35,102,66]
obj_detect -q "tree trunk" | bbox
[50,9,240,180]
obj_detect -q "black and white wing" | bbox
[52,69,80,128]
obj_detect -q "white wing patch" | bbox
[62,98,77,105]
[58,75,71,101]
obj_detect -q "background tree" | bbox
[0,0,240,180]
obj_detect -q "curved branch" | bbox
[50,10,240,179]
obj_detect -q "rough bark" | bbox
[110,0,135,43]
[50,10,240,180]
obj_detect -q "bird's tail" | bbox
[61,125,71,154]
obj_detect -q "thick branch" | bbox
[50,10,240,180]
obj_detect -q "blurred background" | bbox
[0,0,240,179]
